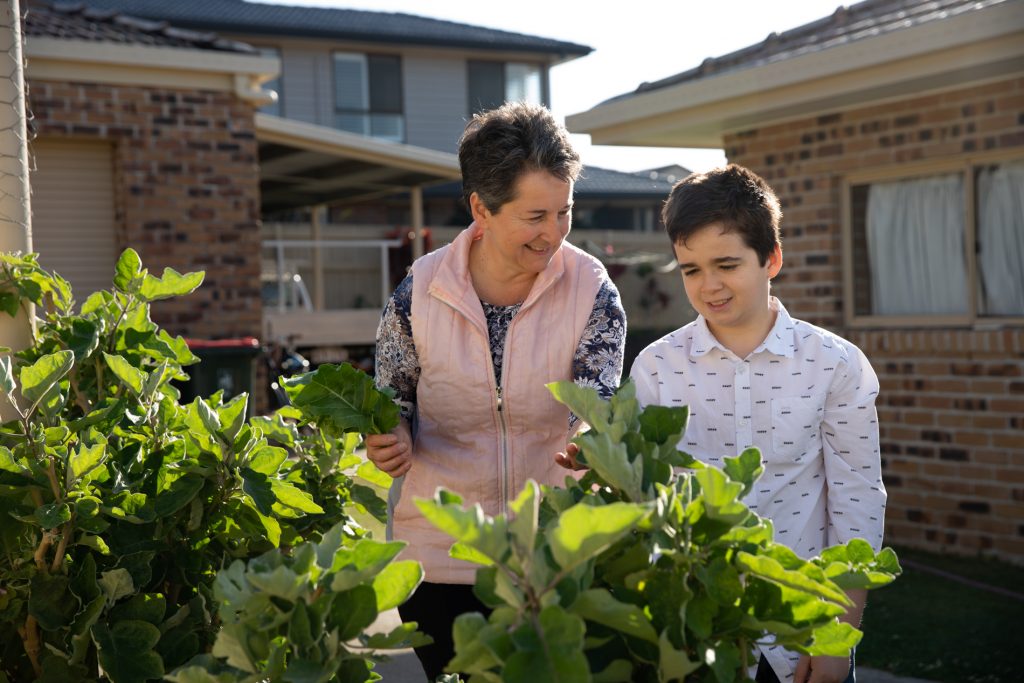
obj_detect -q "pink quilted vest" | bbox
[391,224,605,584]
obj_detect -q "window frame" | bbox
[466,59,546,116]
[841,148,1024,328]
[331,51,404,142]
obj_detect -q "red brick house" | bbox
[568,0,1024,563]
[22,2,459,347]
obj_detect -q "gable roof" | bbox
[73,0,591,59]
[567,0,1024,147]
[26,2,256,53]
[615,0,1008,103]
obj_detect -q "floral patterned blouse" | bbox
[375,273,626,425]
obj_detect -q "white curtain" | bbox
[977,162,1024,316]
[866,174,968,315]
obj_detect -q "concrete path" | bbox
[367,609,938,683]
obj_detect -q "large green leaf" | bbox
[638,403,689,445]
[29,573,77,631]
[694,467,750,525]
[1,355,16,395]
[139,268,205,302]
[722,448,764,499]
[0,290,18,317]
[571,589,658,643]
[735,552,851,606]
[93,620,165,683]
[546,381,611,431]
[330,539,406,592]
[283,363,400,436]
[62,318,100,361]
[508,480,539,557]
[503,606,589,683]
[154,473,206,518]
[103,353,146,395]
[270,479,324,515]
[19,350,74,403]
[372,559,423,611]
[247,444,288,475]
[576,431,643,501]
[67,440,107,487]
[328,584,378,640]
[36,501,71,529]
[361,621,432,650]
[547,502,646,573]
[415,493,510,566]
[803,619,862,657]
[113,248,143,293]
[658,630,701,681]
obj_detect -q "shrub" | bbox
[0,250,419,683]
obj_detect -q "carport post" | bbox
[0,0,35,421]
[312,204,326,311]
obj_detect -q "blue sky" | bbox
[261,0,846,173]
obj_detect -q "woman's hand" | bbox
[365,420,413,478]
[554,442,586,471]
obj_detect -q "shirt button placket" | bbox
[735,360,753,451]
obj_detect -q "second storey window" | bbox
[844,156,1024,324]
[333,52,403,142]
[468,60,542,114]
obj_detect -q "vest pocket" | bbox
[770,395,824,461]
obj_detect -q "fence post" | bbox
[0,0,34,420]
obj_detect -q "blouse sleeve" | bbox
[569,278,627,427]
[374,274,418,421]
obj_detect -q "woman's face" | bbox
[471,170,573,279]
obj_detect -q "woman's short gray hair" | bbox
[458,102,581,213]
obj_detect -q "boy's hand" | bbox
[365,420,413,478]
[555,442,586,471]
[793,654,850,683]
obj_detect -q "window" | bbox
[844,155,1024,324]
[467,60,543,114]
[333,52,403,142]
[258,46,282,116]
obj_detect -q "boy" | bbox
[629,165,886,683]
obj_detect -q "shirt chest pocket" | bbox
[770,394,825,461]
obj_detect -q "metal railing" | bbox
[263,238,402,312]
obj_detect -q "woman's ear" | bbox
[767,244,783,279]
[468,192,490,226]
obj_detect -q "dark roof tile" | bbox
[27,2,257,52]
[73,0,591,56]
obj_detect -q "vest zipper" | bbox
[496,384,510,511]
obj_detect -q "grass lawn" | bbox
[857,545,1024,683]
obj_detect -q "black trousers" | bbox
[397,582,490,680]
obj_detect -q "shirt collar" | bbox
[688,297,797,359]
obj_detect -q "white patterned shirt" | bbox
[630,298,886,678]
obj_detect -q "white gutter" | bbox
[25,37,279,104]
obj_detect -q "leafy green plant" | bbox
[0,251,410,683]
[165,521,427,683]
[417,381,901,682]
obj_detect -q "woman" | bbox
[366,102,626,679]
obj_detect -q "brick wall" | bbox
[28,80,262,340]
[723,76,1024,563]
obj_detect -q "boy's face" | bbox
[674,223,782,346]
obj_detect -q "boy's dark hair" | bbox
[458,102,581,213]
[662,164,782,265]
